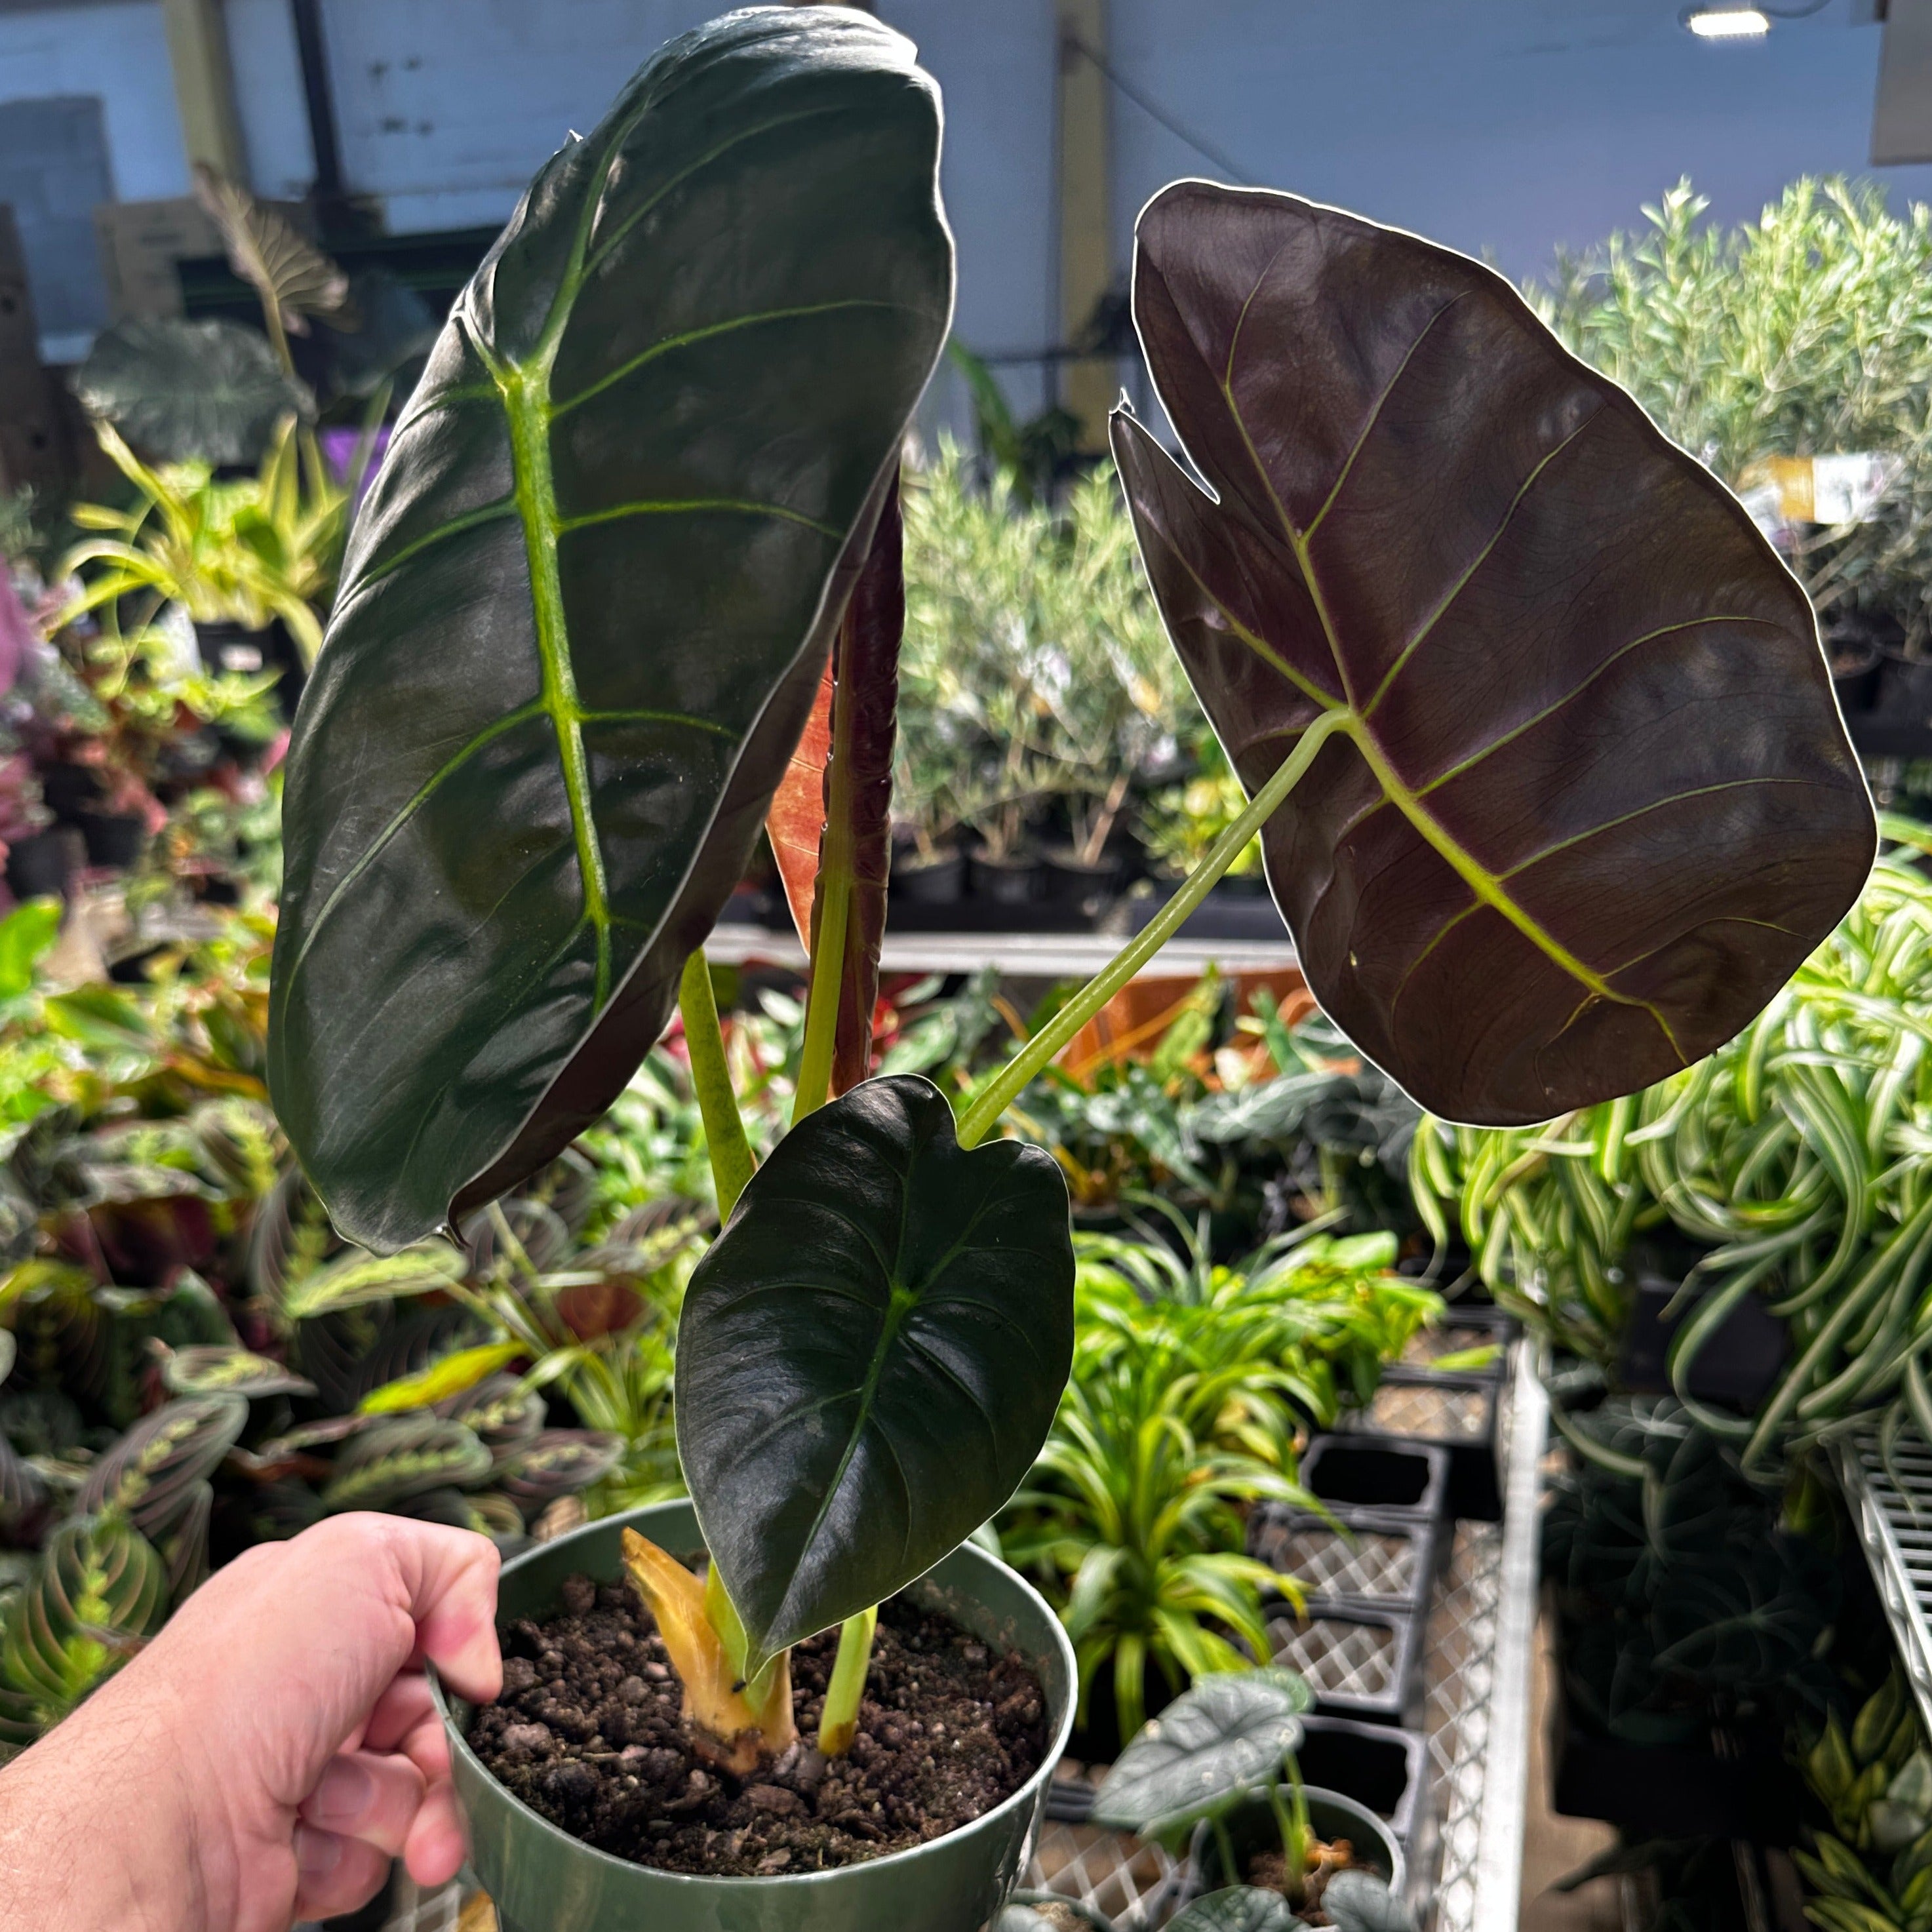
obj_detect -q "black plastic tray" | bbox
[1300,1434,1451,1525]
[1250,1504,1439,1622]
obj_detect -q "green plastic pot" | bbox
[431,1500,1076,1932]
[1189,1785,1406,1899]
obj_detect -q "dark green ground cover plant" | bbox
[264,4,1872,1868]
[1541,1397,1838,1750]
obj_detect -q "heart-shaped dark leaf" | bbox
[269,9,953,1252]
[1113,182,1874,1128]
[1168,1890,1306,1932]
[677,1074,1073,1672]
[78,1394,249,1537]
[1093,1670,1309,1844]
[1322,1870,1414,1932]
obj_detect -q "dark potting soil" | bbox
[467,1571,1049,1876]
[1246,1841,1371,1926]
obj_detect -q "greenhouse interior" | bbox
[16,3,1932,1930]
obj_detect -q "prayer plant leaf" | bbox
[161,1345,316,1399]
[1113,182,1874,1128]
[77,1395,248,1537]
[269,9,953,1251]
[1093,1670,1309,1843]
[1,1514,167,1724]
[321,1415,494,1511]
[677,1074,1073,1672]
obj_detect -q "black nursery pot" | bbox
[1038,849,1122,917]
[973,856,1044,908]
[73,810,146,870]
[5,827,75,901]
[890,848,970,905]
[1188,1786,1405,1898]
[195,618,306,711]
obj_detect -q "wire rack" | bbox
[1834,1425,1932,1741]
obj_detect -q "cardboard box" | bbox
[93,197,222,323]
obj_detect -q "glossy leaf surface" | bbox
[677,1074,1073,1670]
[1113,182,1874,1127]
[269,9,952,1250]
[1093,1670,1310,1843]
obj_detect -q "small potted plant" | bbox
[1090,1670,1410,1929]
[267,12,1874,1931]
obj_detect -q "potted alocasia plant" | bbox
[1089,1669,1411,1930]
[267,12,1875,1929]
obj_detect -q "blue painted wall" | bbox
[1,0,1930,385]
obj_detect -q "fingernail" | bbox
[305,1756,376,1829]
[296,1825,343,1881]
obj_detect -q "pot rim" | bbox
[1189,1782,1408,1899]
[429,1498,1078,1894]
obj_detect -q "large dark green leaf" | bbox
[1113,182,1874,1128]
[677,1074,1073,1672]
[269,9,953,1250]
[1093,1670,1311,1844]
[74,318,311,465]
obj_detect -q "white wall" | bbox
[0,0,181,201]
[227,0,316,199]
[1108,0,1932,285]
[7,0,1932,398]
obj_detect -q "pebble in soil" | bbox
[467,1570,1049,1876]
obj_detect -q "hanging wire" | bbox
[1064,36,1257,186]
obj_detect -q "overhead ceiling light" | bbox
[1683,5,1772,34]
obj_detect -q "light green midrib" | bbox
[499,355,614,1010]
[1187,309,1691,1061]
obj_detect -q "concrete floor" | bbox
[1520,1613,1625,1932]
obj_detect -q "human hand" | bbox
[0,1512,501,1932]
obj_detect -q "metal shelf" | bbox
[1834,1426,1932,1741]
[705,923,1300,980]
[1021,1344,1548,1932]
